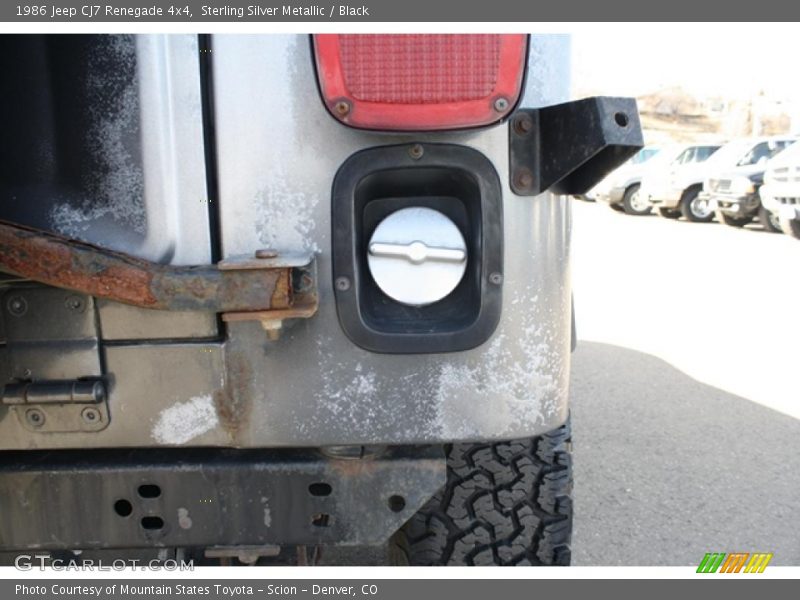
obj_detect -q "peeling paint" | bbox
[177,507,192,530]
[261,497,272,528]
[49,35,146,239]
[434,289,567,439]
[208,35,572,446]
[254,179,320,254]
[151,395,219,445]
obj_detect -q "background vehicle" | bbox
[592,146,660,214]
[706,138,796,231]
[760,141,800,239]
[642,143,721,221]
[0,34,641,566]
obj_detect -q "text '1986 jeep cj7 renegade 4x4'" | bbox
[0,34,641,566]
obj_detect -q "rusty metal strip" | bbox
[0,219,293,313]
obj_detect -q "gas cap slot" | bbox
[367,207,468,307]
[332,143,503,354]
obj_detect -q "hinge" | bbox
[1,288,108,433]
[2,379,108,432]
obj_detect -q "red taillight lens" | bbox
[313,34,528,131]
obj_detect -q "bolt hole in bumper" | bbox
[0,446,444,551]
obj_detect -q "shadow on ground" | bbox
[570,341,800,566]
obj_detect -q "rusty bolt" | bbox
[295,271,314,294]
[7,296,27,317]
[261,320,283,341]
[494,97,510,112]
[489,272,503,285]
[514,114,534,135]
[335,276,351,292]
[255,248,278,259]
[514,168,535,191]
[25,408,45,428]
[408,144,424,160]
[81,407,101,424]
[65,295,85,312]
[334,101,351,117]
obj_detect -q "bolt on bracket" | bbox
[509,96,644,196]
[0,220,319,334]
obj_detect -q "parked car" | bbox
[760,140,800,239]
[641,143,722,221]
[591,146,661,214]
[705,138,796,231]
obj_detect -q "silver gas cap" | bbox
[367,207,467,306]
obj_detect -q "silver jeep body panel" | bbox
[0,34,572,449]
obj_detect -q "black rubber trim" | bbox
[331,143,503,354]
[198,34,224,339]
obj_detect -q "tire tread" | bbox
[389,420,573,566]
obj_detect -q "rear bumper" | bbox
[0,446,445,551]
[596,186,626,205]
[707,192,759,216]
[760,183,800,220]
[644,186,683,209]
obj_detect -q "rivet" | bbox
[494,97,510,112]
[65,295,85,312]
[334,101,351,117]
[514,114,534,135]
[489,272,503,285]
[514,168,534,191]
[81,407,101,424]
[335,277,351,292]
[408,144,424,160]
[25,408,45,428]
[7,296,27,317]
[255,248,278,259]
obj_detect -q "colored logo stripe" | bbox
[697,553,726,573]
[720,553,749,573]
[744,553,773,573]
[697,552,773,573]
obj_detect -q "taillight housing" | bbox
[313,34,528,132]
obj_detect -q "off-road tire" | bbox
[389,419,573,566]
[657,207,681,219]
[680,186,713,222]
[780,216,800,239]
[716,211,751,228]
[622,183,651,216]
[758,206,782,233]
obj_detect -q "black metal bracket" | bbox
[509,96,644,196]
[0,446,445,550]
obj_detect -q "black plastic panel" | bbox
[332,144,503,354]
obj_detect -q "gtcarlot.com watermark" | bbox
[14,554,194,571]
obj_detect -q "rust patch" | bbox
[213,350,254,445]
[270,271,293,309]
[0,219,302,314]
[328,458,381,479]
[0,221,158,307]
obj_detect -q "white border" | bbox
[0,19,798,579]
[1,565,799,579]
[0,22,799,34]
